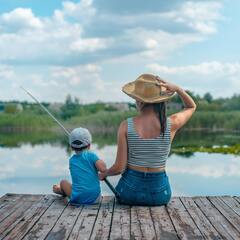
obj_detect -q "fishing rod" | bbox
[20,86,119,198]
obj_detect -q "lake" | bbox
[0,130,240,197]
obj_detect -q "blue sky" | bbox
[0,0,239,103]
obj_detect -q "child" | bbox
[53,127,107,204]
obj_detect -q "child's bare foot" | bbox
[53,184,65,195]
[63,197,69,205]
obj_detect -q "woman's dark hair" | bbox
[71,140,89,151]
[142,102,167,136]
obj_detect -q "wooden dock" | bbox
[1,194,240,239]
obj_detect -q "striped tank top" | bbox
[127,117,171,168]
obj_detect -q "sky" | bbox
[0,0,239,103]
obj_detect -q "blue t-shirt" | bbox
[69,150,100,204]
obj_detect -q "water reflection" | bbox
[0,143,240,197]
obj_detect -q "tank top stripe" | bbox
[127,117,171,168]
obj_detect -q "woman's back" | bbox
[127,116,171,169]
[132,114,164,139]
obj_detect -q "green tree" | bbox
[203,92,213,103]
[60,94,80,120]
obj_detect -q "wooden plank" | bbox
[208,196,240,233]
[45,203,82,240]
[110,202,130,240]
[0,195,28,222]
[167,197,204,239]
[23,198,67,240]
[234,196,240,204]
[180,197,221,240]
[150,205,178,240]
[0,194,44,210]
[0,195,43,238]
[3,195,56,240]
[2,194,240,240]
[221,196,240,216]
[194,197,240,240]
[131,206,156,240]
[0,194,34,211]
[0,194,24,209]
[90,196,114,240]
[68,199,102,240]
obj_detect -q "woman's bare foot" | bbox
[53,184,65,196]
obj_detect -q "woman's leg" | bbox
[53,179,72,197]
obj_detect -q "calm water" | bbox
[1,131,240,197]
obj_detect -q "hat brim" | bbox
[122,81,176,103]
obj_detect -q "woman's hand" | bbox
[98,171,108,181]
[155,76,180,93]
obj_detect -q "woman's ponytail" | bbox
[153,102,166,136]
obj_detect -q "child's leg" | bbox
[60,179,72,197]
[53,179,72,197]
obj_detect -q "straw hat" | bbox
[122,73,176,103]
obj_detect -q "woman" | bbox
[99,73,196,206]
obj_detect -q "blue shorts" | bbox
[115,168,171,206]
[69,191,100,205]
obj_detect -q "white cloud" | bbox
[51,64,103,86]
[0,0,110,64]
[62,0,96,21]
[147,61,240,75]
[1,8,43,31]
[0,65,15,79]
[165,1,223,34]
[0,0,223,65]
[134,29,203,59]
[147,61,240,97]
[0,1,232,101]
[69,38,110,52]
[30,74,58,87]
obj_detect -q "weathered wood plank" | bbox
[208,196,240,233]
[23,198,67,240]
[109,202,130,240]
[219,196,240,216]
[2,194,240,240]
[68,200,102,240]
[90,196,114,240]
[0,194,44,210]
[150,205,178,240]
[3,195,56,240]
[0,194,39,212]
[234,196,240,204]
[180,197,221,240]
[44,203,82,240]
[0,195,43,238]
[221,196,240,217]
[0,195,28,222]
[0,194,24,209]
[131,206,156,240]
[167,197,204,240]
[194,197,240,240]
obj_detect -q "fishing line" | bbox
[20,86,119,198]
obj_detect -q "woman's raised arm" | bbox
[156,76,197,133]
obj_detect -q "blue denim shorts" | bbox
[115,168,171,206]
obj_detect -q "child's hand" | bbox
[98,171,107,181]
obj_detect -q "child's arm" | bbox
[95,159,107,173]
